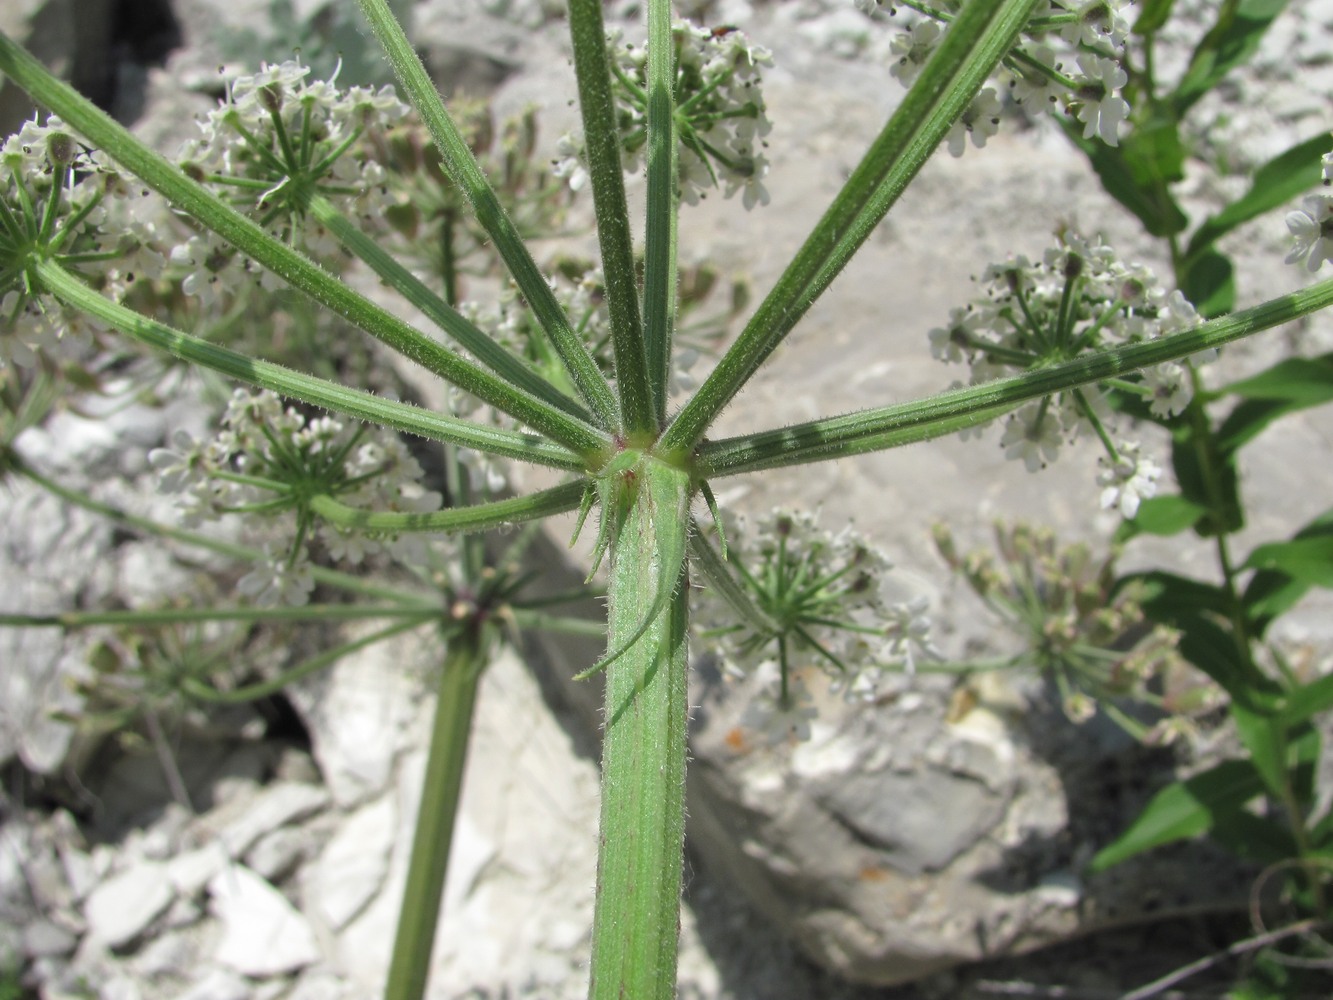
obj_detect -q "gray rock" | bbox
[208,863,320,977]
[304,795,394,931]
[166,843,229,899]
[177,968,253,1000]
[21,919,78,959]
[678,664,1254,985]
[284,626,424,807]
[83,860,175,950]
[244,827,310,884]
[213,780,329,858]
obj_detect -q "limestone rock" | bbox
[284,627,424,807]
[177,967,253,1000]
[215,780,329,858]
[304,795,394,931]
[208,863,320,977]
[83,860,175,950]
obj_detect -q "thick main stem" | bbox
[589,463,691,1000]
[385,636,485,1000]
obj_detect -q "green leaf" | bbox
[1223,353,1333,405]
[1230,701,1286,798]
[1179,248,1235,318]
[1116,494,1207,540]
[1215,354,1333,461]
[1131,570,1229,617]
[1177,614,1266,702]
[1243,506,1333,633]
[1171,0,1293,117]
[1187,131,1333,256]
[1133,0,1179,34]
[1064,117,1189,238]
[1170,420,1243,536]
[1089,758,1266,871]
[1280,672,1333,729]
[1207,807,1298,864]
[1242,537,1333,588]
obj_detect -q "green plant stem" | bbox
[687,526,781,637]
[0,32,612,458]
[308,478,587,534]
[567,0,653,433]
[13,459,428,605]
[641,0,679,429]
[1182,382,1262,682]
[182,619,432,704]
[507,609,606,636]
[385,634,486,1000]
[589,460,691,1000]
[660,0,1043,457]
[0,605,435,628]
[308,195,594,423]
[354,0,619,430]
[696,274,1333,476]
[35,261,591,470]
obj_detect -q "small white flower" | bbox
[1060,1,1132,50]
[1143,362,1192,418]
[149,429,210,494]
[1097,443,1161,519]
[237,548,315,606]
[946,88,1004,158]
[1157,288,1201,335]
[551,132,589,192]
[888,19,941,87]
[880,596,940,675]
[1285,194,1333,272]
[1072,54,1129,147]
[1000,404,1063,472]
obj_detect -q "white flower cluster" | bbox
[1285,148,1333,272]
[149,389,442,604]
[175,59,408,267]
[1,116,167,367]
[862,0,1134,151]
[694,510,940,725]
[928,231,1203,511]
[557,21,774,208]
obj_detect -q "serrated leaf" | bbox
[1089,758,1266,871]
